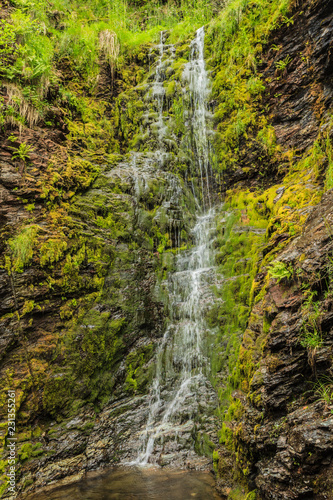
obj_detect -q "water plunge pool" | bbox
[28,466,223,499]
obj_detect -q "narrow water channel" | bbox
[130,25,219,467]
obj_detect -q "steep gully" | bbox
[5,1,333,497]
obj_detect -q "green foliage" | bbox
[44,305,126,415]
[300,328,322,350]
[1,0,215,108]
[194,432,215,458]
[42,375,71,417]
[298,286,323,376]
[207,0,291,171]
[324,131,333,191]
[268,260,292,282]
[40,238,68,266]
[125,343,154,393]
[21,299,34,316]
[171,96,185,136]
[300,286,321,346]
[257,125,277,155]
[18,442,44,462]
[7,225,39,273]
[212,210,265,413]
[314,377,333,409]
[11,142,34,162]
[275,55,292,71]
[0,19,18,74]
[245,492,257,500]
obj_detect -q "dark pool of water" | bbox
[28,466,223,500]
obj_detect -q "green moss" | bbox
[194,432,215,458]
[0,460,7,475]
[214,124,324,487]
[79,421,95,433]
[40,238,68,267]
[125,343,154,393]
[18,442,44,462]
[42,375,72,418]
[7,225,39,273]
[203,0,294,175]
[212,209,265,409]
[17,430,32,442]
[245,492,257,500]
[166,80,177,97]
[32,427,42,438]
[21,300,34,316]
[23,478,34,490]
[262,315,271,335]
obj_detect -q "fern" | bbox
[275,55,292,71]
[268,260,292,282]
[12,142,35,162]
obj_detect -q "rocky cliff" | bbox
[0,0,332,498]
[214,1,333,499]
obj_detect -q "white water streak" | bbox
[136,209,216,465]
[131,27,216,466]
[183,26,212,209]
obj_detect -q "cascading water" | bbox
[150,31,175,167]
[152,32,167,149]
[135,209,218,466]
[133,26,219,467]
[23,25,225,500]
[183,26,213,210]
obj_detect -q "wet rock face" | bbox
[0,23,220,497]
[0,143,199,496]
[235,191,333,499]
[212,1,333,497]
[220,0,333,193]
[1,0,333,497]
[261,0,333,154]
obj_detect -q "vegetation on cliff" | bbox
[0,0,333,498]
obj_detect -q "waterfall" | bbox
[183,26,212,210]
[132,27,218,467]
[135,210,218,465]
[150,31,175,167]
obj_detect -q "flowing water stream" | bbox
[131,26,219,467]
[135,209,218,465]
[183,26,213,209]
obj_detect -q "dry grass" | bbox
[99,29,120,81]
[5,83,42,131]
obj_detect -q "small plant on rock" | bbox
[300,326,323,351]
[268,260,292,282]
[11,141,35,183]
[12,142,34,162]
[314,377,333,412]
[300,294,322,377]
[275,55,292,72]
